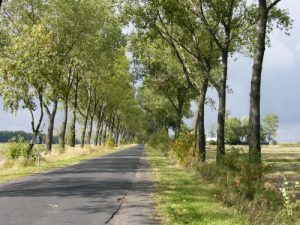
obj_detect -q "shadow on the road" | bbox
[0,147,151,197]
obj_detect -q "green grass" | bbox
[0,144,133,184]
[147,146,246,225]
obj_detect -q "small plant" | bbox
[279,178,300,217]
[6,135,28,159]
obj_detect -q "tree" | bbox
[0,23,55,154]
[130,35,193,136]
[262,113,279,144]
[225,117,243,145]
[248,0,292,162]
[126,0,220,162]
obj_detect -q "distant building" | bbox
[206,123,217,143]
[206,136,217,142]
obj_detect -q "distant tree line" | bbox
[224,113,279,145]
[0,131,33,143]
[0,131,60,144]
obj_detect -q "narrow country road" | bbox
[0,145,158,225]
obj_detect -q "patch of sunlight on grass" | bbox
[147,146,246,225]
[0,144,135,184]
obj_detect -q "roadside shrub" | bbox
[170,130,195,165]
[106,132,115,148]
[148,129,170,156]
[199,148,276,200]
[6,136,28,159]
[209,140,217,145]
[197,148,298,224]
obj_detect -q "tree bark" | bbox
[27,94,44,155]
[114,117,120,146]
[59,101,68,149]
[249,0,268,163]
[70,81,79,147]
[80,116,89,148]
[94,109,104,146]
[198,77,208,163]
[44,101,58,152]
[102,124,108,146]
[98,122,104,146]
[87,115,94,145]
[216,53,228,162]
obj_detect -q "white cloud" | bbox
[264,37,295,71]
[296,42,300,51]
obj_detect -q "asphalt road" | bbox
[0,145,157,225]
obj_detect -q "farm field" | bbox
[205,144,300,200]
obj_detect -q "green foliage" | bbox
[0,131,33,143]
[225,117,243,144]
[6,136,28,159]
[200,148,271,200]
[148,129,170,155]
[262,113,279,143]
[147,146,247,225]
[278,178,300,218]
[106,132,115,148]
[170,130,195,164]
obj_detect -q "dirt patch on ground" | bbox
[265,173,300,200]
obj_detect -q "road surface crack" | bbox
[105,195,127,224]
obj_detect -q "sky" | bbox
[0,0,299,142]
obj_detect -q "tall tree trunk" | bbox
[249,0,268,163]
[94,109,104,146]
[114,117,120,146]
[79,94,91,148]
[80,116,89,148]
[27,95,44,155]
[59,101,68,149]
[198,77,209,163]
[193,106,199,156]
[216,53,228,162]
[70,109,77,147]
[87,115,94,145]
[103,124,108,146]
[44,101,58,152]
[110,115,115,136]
[98,122,104,146]
[70,81,79,147]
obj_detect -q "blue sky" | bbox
[0,0,299,142]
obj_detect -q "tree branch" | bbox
[267,0,282,13]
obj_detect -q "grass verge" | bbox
[146,146,246,225]
[0,144,134,184]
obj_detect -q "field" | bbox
[205,144,300,172]
[205,144,300,200]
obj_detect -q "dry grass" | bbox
[0,144,135,184]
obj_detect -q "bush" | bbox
[199,148,276,200]
[106,132,115,148]
[148,129,170,156]
[197,148,294,224]
[209,140,217,145]
[6,136,28,159]
[170,130,195,164]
